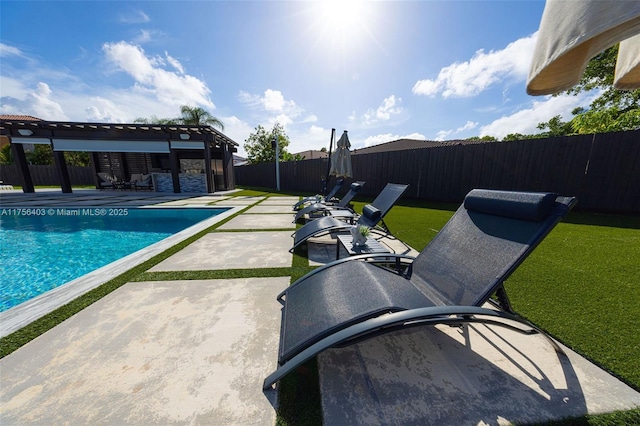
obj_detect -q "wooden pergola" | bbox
[0,119,238,194]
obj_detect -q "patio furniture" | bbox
[264,189,577,390]
[133,174,153,190]
[97,172,117,189]
[289,183,409,253]
[293,181,365,223]
[335,234,391,260]
[293,178,345,211]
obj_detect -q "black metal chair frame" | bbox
[265,189,577,390]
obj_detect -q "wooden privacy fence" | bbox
[235,131,640,213]
[0,164,94,186]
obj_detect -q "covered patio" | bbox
[0,119,239,194]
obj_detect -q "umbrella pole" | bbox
[324,128,335,196]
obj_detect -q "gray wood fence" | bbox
[235,131,640,213]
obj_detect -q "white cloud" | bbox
[84,97,129,122]
[102,41,214,108]
[0,43,23,57]
[360,95,403,125]
[360,132,426,149]
[119,9,150,24]
[164,51,185,74]
[133,30,153,44]
[479,93,596,139]
[413,33,537,98]
[287,124,334,154]
[435,120,478,141]
[238,89,301,116]
[237,89,306,135]
[26,82,69,121]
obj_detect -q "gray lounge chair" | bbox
[290,183,409,253]
[293,181,365,223]
[293,178,345,211]
[97,172,116,189]
[134,174,153,190]
[264,189,577,390]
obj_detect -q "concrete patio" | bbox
[1,190,639,425]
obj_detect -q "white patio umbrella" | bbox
[329,130,353,178]
[527,0,640,95]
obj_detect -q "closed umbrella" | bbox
[527,0,640,95]
[329,130,352,178]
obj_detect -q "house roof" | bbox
[0,119,239,146]
[294,150,328,159]
[352,138,486,155]
[0,115,43,121]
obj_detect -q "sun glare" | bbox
[317,0,368,27]
[307,0,377,52]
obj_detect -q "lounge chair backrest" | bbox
[97,172,115,183]
[325,178,345,200]
[411,189,576,307]
[336,181,365,208]
[357,183,409,227]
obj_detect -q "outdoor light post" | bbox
[273,135,280,191]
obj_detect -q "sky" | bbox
[1,0,596,158]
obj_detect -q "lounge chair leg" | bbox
[495,285,514,314]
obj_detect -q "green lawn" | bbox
[1,188,638,425]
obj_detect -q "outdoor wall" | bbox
[235,130,640,214]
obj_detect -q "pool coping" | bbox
[0,205,243,338]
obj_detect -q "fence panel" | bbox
[0,164,94,186]
[234,130,639,213]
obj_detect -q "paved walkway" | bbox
[1,190,639,425]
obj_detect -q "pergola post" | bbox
[221,143,230,190]
[11,142,35,193]
[169,148,181,193]
[52,150,72,193]
[204,135,214,193]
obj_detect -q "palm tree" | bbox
[133,115,179,125]
[177,106,224,130]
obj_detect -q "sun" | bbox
[306,0,378,52]
[317,0,369,27]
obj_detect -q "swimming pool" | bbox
[0,207,229,312]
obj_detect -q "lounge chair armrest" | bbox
[277,253,415,301]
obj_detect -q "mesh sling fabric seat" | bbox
[264,189,577,390]
[289,183,409,253]
[293,181,365,222]
[292,178,345,211]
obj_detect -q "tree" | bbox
[64,151,91,167]
[133,115,178,125]
[536,115,574,137]
[244,122,296,164]
[465,135,498,142]
[537,44,640,134]
[0,144,12,164]
[177,105,224,130]
[502,133,539,141]
[25,145,54,165]
[134,105,224,130]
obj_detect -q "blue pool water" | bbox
[0,207,227,312]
